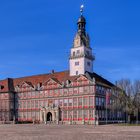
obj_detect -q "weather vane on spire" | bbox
[80,4,84,15]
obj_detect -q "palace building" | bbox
[0,6,124,125]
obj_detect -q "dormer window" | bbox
[0,85,4,90]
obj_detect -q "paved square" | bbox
[0,124,140,140]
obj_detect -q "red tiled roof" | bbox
[0,70,114,93]
[13,70,77,87]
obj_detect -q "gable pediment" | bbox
[72,75,92,86]
[41,78,62,89]
[15,81,34,91]
[74,75,91,82]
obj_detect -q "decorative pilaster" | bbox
[44,111,46,124]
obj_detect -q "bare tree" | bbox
[133,80,140,123]
[116,79,135,123]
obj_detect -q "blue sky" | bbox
[0,0,140,83]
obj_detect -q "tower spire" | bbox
[77,4,86,36]
[69,4,95,76]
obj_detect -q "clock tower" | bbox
[69,5,95,76]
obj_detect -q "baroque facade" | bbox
[0,7,124,124]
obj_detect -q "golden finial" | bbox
[80,4,84,15]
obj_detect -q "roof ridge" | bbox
[12,70,69,80]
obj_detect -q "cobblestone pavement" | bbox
[0,124,140,140]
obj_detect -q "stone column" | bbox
[40,110,42,123]
[44,111,46,124]
[56,109,59,124]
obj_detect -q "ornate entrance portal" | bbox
[40,104,60,124]
[47,112,52,121]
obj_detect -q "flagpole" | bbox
[106,91,108,124]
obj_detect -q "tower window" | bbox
[75,62,79,66]
[73,51,75,56]
[87,62,90,66]
[76,71,78,75]
[77,50,80,54]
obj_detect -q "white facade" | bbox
[69,16,95,76]
[69,46,93,76]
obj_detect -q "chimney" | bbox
[51,70,55,74]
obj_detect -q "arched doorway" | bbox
[47,112,52,121]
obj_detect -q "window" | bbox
[77,50,80,54]
[59,99,63,107]
[78,110,82,118]
[68,99,73,106]
[54,90,58,94]
[73,98,77,107]
[96,97,99,106]
[79,87,83,93]
[19,102,22,109]
[89,96,94,106]
[32,92,35,97]
[31,101,34,108]
[99,98,101,106]
[89,110,93,118]
[78,97,82,106]
[64,99,68,107]
[76,71,78,75]
[69,88,73,95]
[83,97,88,106]
[84,110,88,118]
[87,62,90,66]
[40,100,44,107]
[73,51,75,56]
[54,100,58,107]
[35,100,38,108]
[64,89,68,95]
[73,110,77,119]
[23,101,26,108]
[49,90,52,96]
[44,90,47,95]
[28,92,31,98]
[27,101,31,109]
[73,88,78,94]
[84,86,89,93]
[101,98,105,106]
[59,89,63,96]
[75,62,79,66]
